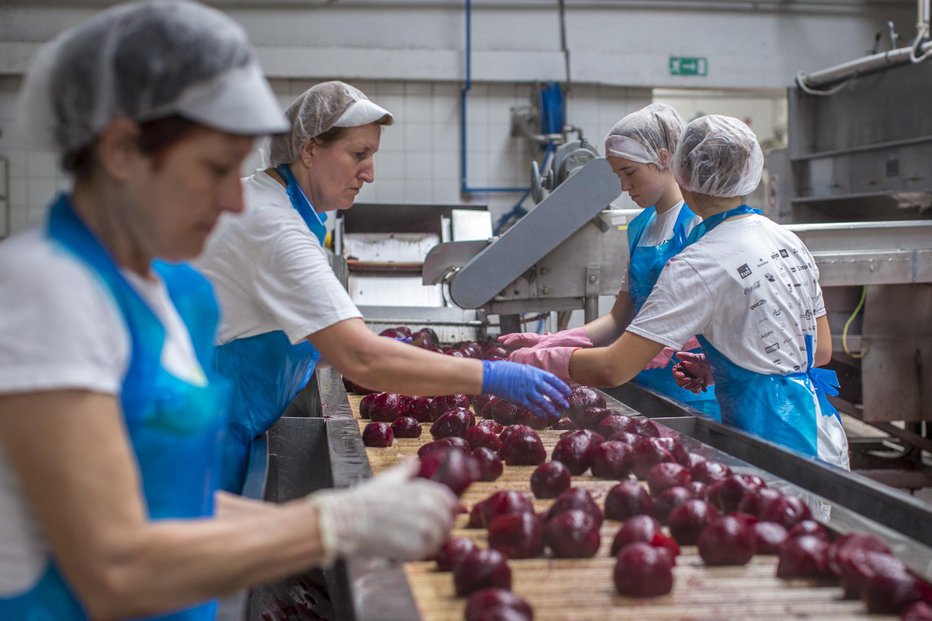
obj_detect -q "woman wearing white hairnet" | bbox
[195,81,570,494]
[0,3,459,619]
[504,103,719,419]
[511,115,848,469]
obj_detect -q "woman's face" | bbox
[303,123,381,212]
[129,127,252,262]
[607,155,669,209]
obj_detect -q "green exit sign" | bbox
[669,56,708,77]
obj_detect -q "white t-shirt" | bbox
[194,171,362,346]
[0,226,205,593]
[619,201,701,293]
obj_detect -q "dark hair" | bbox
[312,125,351,147]
[63,115,204,179]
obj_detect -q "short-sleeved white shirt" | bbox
[194,171,362,346]
[619,201,701,293]
[627,214,825,375]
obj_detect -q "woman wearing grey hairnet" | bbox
[0,3,459,619]
[510,115,848,469]
[195,81,570,494]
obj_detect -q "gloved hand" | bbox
[672,351,714,393]
[498,327,593,349]
[506,346,577,384]
[644,346,676,370]
[310,460,457,564]
[482,359,571,419]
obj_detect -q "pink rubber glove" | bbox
[681,336,701,352]
[498,327,592,349]
[508,346,578,382]
[644,347,676,370]
[672,351,714,393]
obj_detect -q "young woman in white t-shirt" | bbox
[511,115,848,468]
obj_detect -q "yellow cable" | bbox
[842,285,868,359]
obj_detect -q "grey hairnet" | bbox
[603,103,685,169]
[16,0,286,156]
[672,115,764,198]
[268,81,393,167]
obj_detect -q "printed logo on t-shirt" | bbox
[764,273,776,282]
[743,281,760,295]
[750,299,767,310]
[779,249,789,258]
[764,342,781,354]
[737,264,752,279]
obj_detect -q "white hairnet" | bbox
[672,115,764,198]
[268,81,393,167]
[603,103,685,169]
[15,0,287,157]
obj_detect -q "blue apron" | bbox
[686,206,842,461]
[0,195,229,620]
[214,165,327,493]
[626,204,721,420]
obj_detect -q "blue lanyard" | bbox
[275,164,328,245]
[684,204,761,246]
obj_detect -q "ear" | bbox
[95,118,142,181]
[657,148,672,168]
[299,139,317,167]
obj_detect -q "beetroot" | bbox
[530,461,572,499]
[862,565,922,614]
[687,481,708,501]
[646,463,692,496]
[902,602,932,621]
[470,491,535,529]
[489,399,521,426]
[737,487,782,517]
[597,414,634,438]
[690,460,732,485]
[515,406,549,431]
[408,396,433,422]
[668,499,720,546]
[565,385,606,424]
[650,532,682,560]
[430,394,472,422]
[828,533,892,585]
[430,408,475,439]
[551,430,605,475]
[488,512,545,559]
[412,326,439,346]
[551,418,577,431]
[471,394,495,416]
[359,393,378,419]
[546,487,603,524]
[613,542,674,598]
[707,474,765,514]
[759,494,811,529]
[544,509,602,558]
[652,486,695,524]
[472,447,503,482]
[418,437,471,459]
[362,422,393,447]
[499,428,546,466]
[838,549,905,600]
[632,418,661,438]
[631,437,675,479]
[574,406,612,431]
[590,441,633,479]
[454,548,512,596]
[788,520,830,542]
[391,416,422,438]
[379,326,411,338]
[604,481,653,522]
[698,515,756,566]
[607,431,639,446]
[753,522,788,554]
[368,392,407,422]
[465,589,533,621]
[776,534,833,579]
[610,515,661,555]
[417,448,479,496]
[434,537,477,571]
[476,419,505,434]
[466,426,502,452]
[499,424,535,444]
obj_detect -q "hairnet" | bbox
[603,103,685,169]
[268,81,393,167]
[15,0,288,156]
[672,115,764,198]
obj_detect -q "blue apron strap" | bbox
[684,204,762,246]
[275,164,328,244]
[626,207,655,255]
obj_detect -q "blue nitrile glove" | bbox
[481,360,571,419]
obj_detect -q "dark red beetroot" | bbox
[614,542,675,598]
[690,460,732,485]
[391,416,422,438]
[471,394,495,416]
[476,419,504,434]
[362,422,393,447]
[903,602,932,621]
[604,481,654,522]
[707,474,766,514]
[499,424,535,444]
[652,486,695,524]
[788,520,830,542]
[829,533,892,594]
[412,326,440,346]
[515,406,549,431]
[434,537,477,571]
[610,515,661,555]
[687,481,708,501]
[753,522,789,554]
[465,588,534,621]
[597,414,635,438]
[430,408,475,439]
[546,487,603,524]
[379,326,412,339]
[544,509,602,558]
[368,392,408,422]
[646,463,692,496]
[488,512,545,559]
[551,418,577,431]
[470,491,535,529]
[418,437,471,459]
[551,430,605,475]
[591,441,633,480]
[608,430,639,446]
[530,461,571,499]
[631,437,675,480]
[759,494,811,529]
[359,392,378,419]
[499,428,546,466]
[837,549,905,600]
[408,396,433,423]
[453,548,512,596]
[418,448,479,496]
[465,426,502,452]
[489,399,521,426]
[737,487,782,517]
[777,534,833,579]
[430,394,472,422]
[697,515,756,566]
[684,452,707,469]
[472,447,503,482]
[862,565,923,614]
[481,344,509,360]
[668,499,720,546]
[564,385,606,425]
[573,406,612,431]
[632,417,662,438]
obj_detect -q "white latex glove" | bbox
[310,459,457,564]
